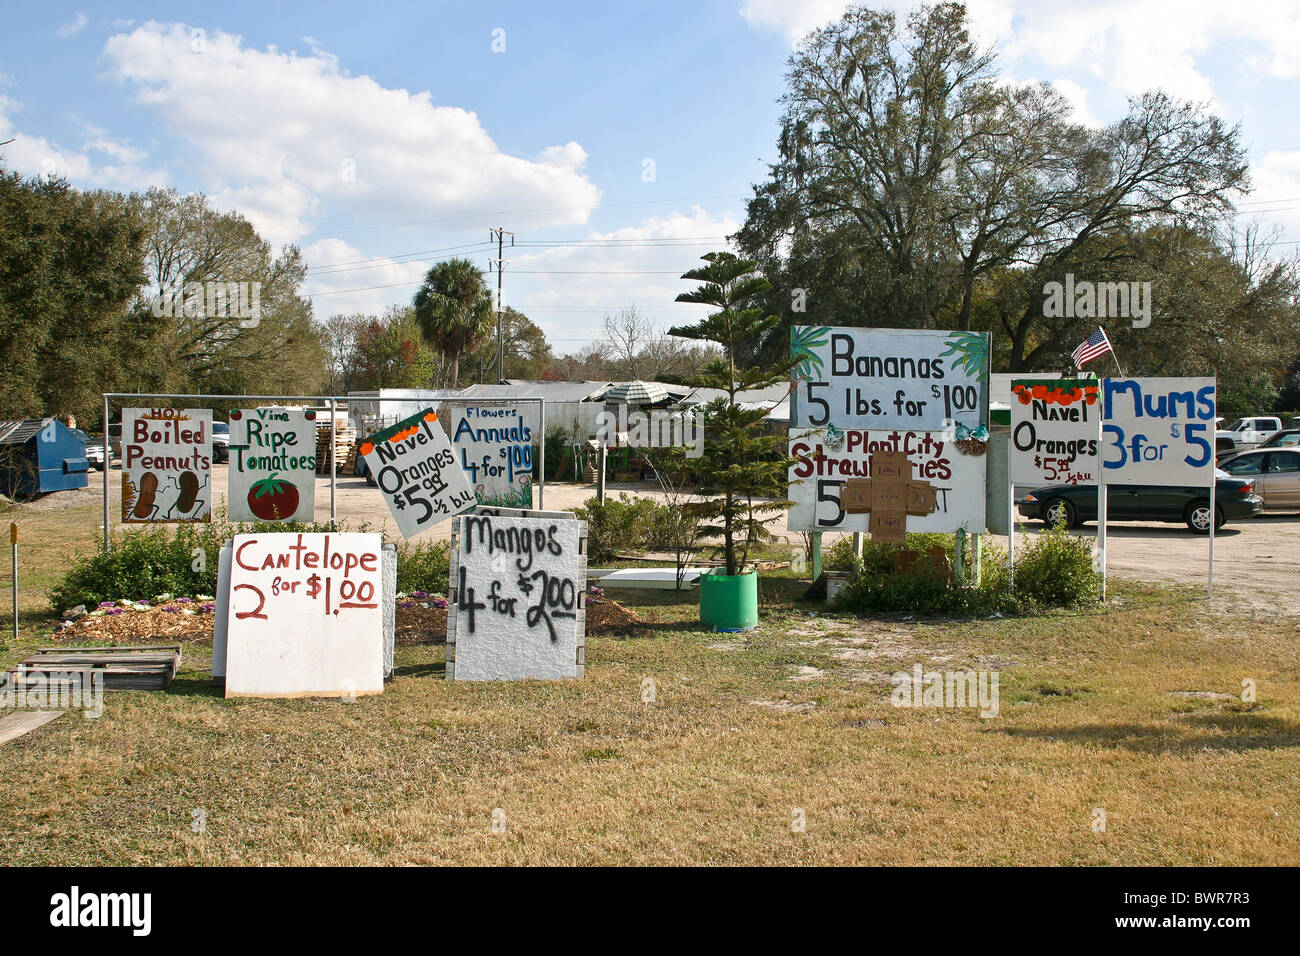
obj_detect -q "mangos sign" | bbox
[791,326,988,432]
[121,407,212,523]
[228,407,317,522]
[360,408,476,538]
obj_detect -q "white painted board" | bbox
[788,427,986,533]
[227,406,317,522]
[1009,379,1102,486]
[360,408,476,538]
[448,513,586,681]
[121,408,212,522]
[449,403,538,508]
[224,532,384,698]
[790,326,988,432]
[1101,377,1216,486]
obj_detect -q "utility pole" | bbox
[489,227,514,384]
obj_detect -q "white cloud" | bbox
[56,13,88,39]
[740,0,1300,111]
[513,206,742,348]
[0,91,167,190]
[301,238,431,318]
[99,22,602,243]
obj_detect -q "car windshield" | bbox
[213,423,229,434]
[1224,419,1248,431]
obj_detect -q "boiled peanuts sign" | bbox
[228,407,317,522]
[121,408,212,523]
[361,408,476,537]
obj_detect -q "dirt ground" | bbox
[68,463,1300,614]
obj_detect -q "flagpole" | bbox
[1099,325,1125,377]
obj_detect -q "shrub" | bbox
[396,540,451,594]
[573,493,658,563]
[1012,521,1101,608]
[47,515,451,612]
[831,529,1093,618]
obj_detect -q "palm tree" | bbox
[412,258,495,387]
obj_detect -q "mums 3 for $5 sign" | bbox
[225,532,384,698]
[121,408,212,523]
[360,408,476,538]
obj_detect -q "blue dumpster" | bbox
[0,418,90,498]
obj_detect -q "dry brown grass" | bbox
[1,500,1298,865]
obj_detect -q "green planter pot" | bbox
[699,569,759,632]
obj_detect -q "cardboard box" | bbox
[907,483,937,516]
[872,450,910,481]
[842,478,872,514]
[870,511,907,543]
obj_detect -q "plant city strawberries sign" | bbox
[788,428,986,533]
[360,408,476,537]
[121,407,212,523]
[1009,379,1102,487]
[224,532,384,698]
[228,407,317,522]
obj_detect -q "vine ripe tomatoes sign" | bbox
[228,407,317,522]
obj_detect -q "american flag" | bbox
[1071,327,1113,368]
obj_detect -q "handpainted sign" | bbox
[360,408,476,538]
[448,511,586,681]
[1009,379,1102,487]
[791,326,988,431]
[227,407,317,522]
[788,428,986,533]
[1101,377,1216,486]
[224,532,384,698]
[449,404,536,508]
[121,408,212,523]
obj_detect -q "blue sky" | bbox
[3,1,1299,354]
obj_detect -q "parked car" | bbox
[1017,470,1263,533]
[1217,416,1282,453]
[1217,447,1300,511]
[107,423,122,458]
[1257,428,1300,449]
[73,429,110,469]
[212,421,230,463]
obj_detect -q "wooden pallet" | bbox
[11,645,182,691]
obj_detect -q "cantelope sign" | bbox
[121,407,212,523]
[224,532,384,698]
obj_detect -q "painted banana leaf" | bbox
[789,326,830,380]
[938,331,989,378]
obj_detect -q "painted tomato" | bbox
[248,473,300,520]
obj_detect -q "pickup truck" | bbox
[1217,416,1282,455]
